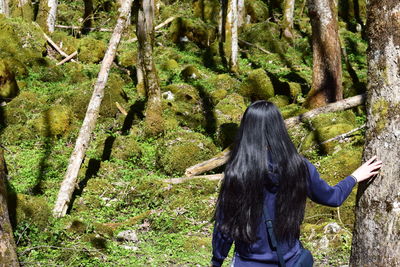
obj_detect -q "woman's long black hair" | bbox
[214,100,308,243]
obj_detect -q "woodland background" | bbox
[1,0,397,266]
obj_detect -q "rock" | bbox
[239,69,274,101]
[120,245,138,251]
[323,222,342,234]
[0,60,19,101]
[268,95,290,108]
[161,59,179,72]
[117,230,138,242]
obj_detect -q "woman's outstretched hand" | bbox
[351,155,382,182]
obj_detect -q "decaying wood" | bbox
[55,24,113,32]
[125,16,176,43]
[0,149,20,267]
[56,51,78,66]
[53,0,134,218]
[165,174,224,184]
[43,33,76,62]
[185,94,366,177]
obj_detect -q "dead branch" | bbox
[56,51,78,66]
[55,24,113,32]
[165,174,224,184]
[239,39,271,54]
[43,32,76,62]
[115,102,128,115]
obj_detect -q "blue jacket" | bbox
[211,159,357,266]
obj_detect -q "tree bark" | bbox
[350,1,400,265]
[136,0,164,135]
[37,0,58,33]
[0,0,9,16]
[185,94,365,176]
[282,0,295,39]
[306,0,342,108]
[0,149,20,267]
[237,0,245,28]
[82,0,94,34]
[220,0,239,73]
[53,0,134,218]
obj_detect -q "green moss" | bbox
[161,59,180,72]
[181,65,202,80]
[144,107,165,136]
[33,105,73,137]
[268,95,289,108]
[214,93,247,147]
[38,66,66,82]
[13,194,51,229]
[280,103,308,119]
[208,74,240,94]
[94,223,114,238]
[169,17,216,47]
[4,91,43,125]
[110,135,142,161]
[67,220,87,234]
[210,89,228,104]
[372,98,389,134]
[1,123,37,144]
[192,0,220,24]
[162,83,206,129]
[0,59,19,101]
[157,129,218,175]
[78,37,107,63]
[51,31,79,56]
[239,69,274,100]
[288,82,302,101]
[117,49,137,68]
[301,123,356,155]
[310,110,356,129]
[245,0,269,23]
[64,62,87,84]
[9,0,34,21]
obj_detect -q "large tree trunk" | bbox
[37,0,58,33]
[0,0,9,16]
[220,0,239,73]
[282,0,295,39]
[0,149,20,267]
[136,0,164,135]
[350,1,400,265]
[53,0,134,218]
[306,0,342,108]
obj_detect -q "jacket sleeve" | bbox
[305,159,357,207]
[211,222,233,266]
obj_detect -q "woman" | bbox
[211,101,382,266]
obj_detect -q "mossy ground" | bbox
[1,1,370,265]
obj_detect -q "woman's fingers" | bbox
[366,155,377,164]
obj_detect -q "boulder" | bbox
[0,60,19,101]
[239,69,274,101]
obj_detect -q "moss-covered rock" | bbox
[12,194,51,229]
[279,103,308,119]
[210,88,228,104]
[33,105,73,137]
[162,83,206,129]
[0,16,46,77]
[245,0,269,23]
[161,59,180,72]
[38,66,66,82]
[117,46,137,68]
[192,0,220,24]
[268,95,289,108]
[50,31,79,56]
[0,60,19,101]
[4,91,43,125]
[208,74,240,95]
[78,37,107,64]
[157,129,218,175]
[169,17,216,47]
[214,93,247,147]
[288,82,302,102]
[310,110,356,129]
[239,69,274,101]
[181,65,202,80]
[301,123,356,155]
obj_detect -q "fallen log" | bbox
[53,0,134,218]
[55,24,113,32]
[184,94,366,177]
[56,51,78,66]
[165,174,224,184]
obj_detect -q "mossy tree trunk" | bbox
[305,0,342,108]
[282,0,295,39]
[36,0,57,33]
[0,149,19,267]
[136,0,164,135]
[350,1,400,265]
[237,0,245,28]
[220,0,239,73]
[0,0,9,16]
[53,0,134,218]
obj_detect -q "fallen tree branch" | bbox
[56,51,78,66]
[43,33,76,62]
[165,174,224,184]
[125,16,176,43]
[115,102,128,115]
[239,39,271,54]
[55,24,113,32]
[184,94,366,177]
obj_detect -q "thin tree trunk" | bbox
[82,0,94,34]
[185,94,365,177]
[237,0,245,28]
[221,0,239,73]
[136,0,164,135]
[306,0,342,108]
[282,0,295,39]
[0,0,9,16]
[37,0,58,33]
[53,0,134,218]
[0,149,20,267]
[350,1,400,265]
